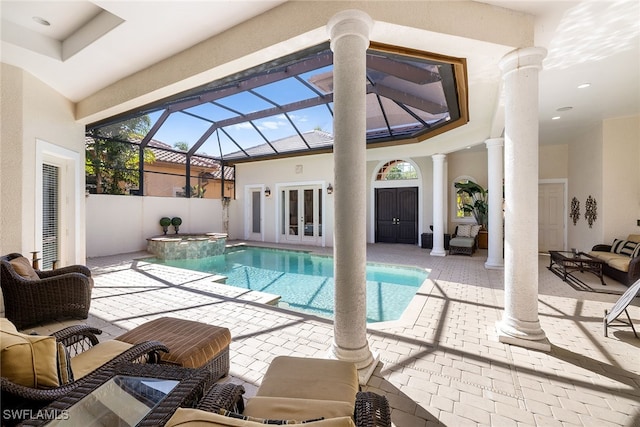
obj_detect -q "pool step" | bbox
[210,275,281,306]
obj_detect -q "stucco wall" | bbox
[539,144,569,179]
[86,195,225,257]
[567,124,604,252]
[0,64,86,263]
[602,115,640,242]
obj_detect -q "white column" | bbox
[431,154,446,256]
[485,138,504,269]
[496,47,550,351]
[327,10,376,382]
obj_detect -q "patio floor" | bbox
[25,242,640,426]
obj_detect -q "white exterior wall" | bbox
[86,195,225,257]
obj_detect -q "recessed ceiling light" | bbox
[552,116,561,120]
[577,83,591,89]
[32,16,50,26]
[557,106,573,112]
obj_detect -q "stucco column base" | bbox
[484,260,504,269]
[430,249,446,257]
[496,319,551,352]
[328,344,379,385]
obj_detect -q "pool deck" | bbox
[22,242,640,426]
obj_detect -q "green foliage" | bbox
[454,180,488,228]
[86,116,154,194]
[384,165,418,180]
[159,217,171,227]
[173,141,189,151]
[171,217,182,226]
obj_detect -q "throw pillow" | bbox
[620,241,638,257]
[56,342,74,385]
[470,225,482,238]
[611,239,627,254]
[8,256,40,280]
[0,327,59,388]
[218,409,323,425]
[457,224,472,237]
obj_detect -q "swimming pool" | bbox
[147,246,428,323]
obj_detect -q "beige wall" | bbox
[0,64,86,265]
[602,115,640,242]
[539,144,569,179]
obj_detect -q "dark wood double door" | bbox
[375,187,418,244]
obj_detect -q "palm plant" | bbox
[454,180,488,229]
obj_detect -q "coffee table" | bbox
[548,250,606,287]
[20,363,211,427]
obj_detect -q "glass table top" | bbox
[48,375,179,427]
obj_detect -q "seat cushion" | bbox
[244,396,353,420]
[8,256,40,280]
[0,318,59,387]
[256,356,358,407]
[608,257,631,273]
[449,237,474,248]
[70,339,133,379]
[115,317,231,369]
[165,409,355,427]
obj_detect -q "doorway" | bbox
[375,187,418,244]
[282,186,323,244]
[245,186,264,241]
[539,181,566,252]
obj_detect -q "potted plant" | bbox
[171,217,182,234]
[454,180,488,229]
[159,217,171,235]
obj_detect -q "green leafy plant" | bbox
[454,180,488,229]
[159,217,171,235]
[171,217,182,234]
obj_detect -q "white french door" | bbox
[245,186,264,241]
[282,186,322,244]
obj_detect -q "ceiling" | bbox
[1,0,639,148]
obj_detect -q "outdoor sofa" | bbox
[588,234,640,286]
[0,317,167,424]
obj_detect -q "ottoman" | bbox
[115,317,231,382]
[243,356,360,420]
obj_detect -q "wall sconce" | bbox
[265,187,271,197]
[327,183,333,194]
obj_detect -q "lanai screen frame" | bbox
[85,41,468,198]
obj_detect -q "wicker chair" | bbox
[1,323,168,425]
[0,253,93,329]
[193,383,391,427]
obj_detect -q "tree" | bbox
[174,141,189,151]
[86,116,154,194]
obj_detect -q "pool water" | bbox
[147,246,428,323]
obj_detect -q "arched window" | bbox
[375,160,418,181]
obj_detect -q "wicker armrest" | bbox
[197,383,246,413]
[38,265,91,279]
[109,340,170,366]
[51,325,102,355]
[592,244,612,252]
[354,391,391,427]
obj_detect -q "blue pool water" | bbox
[147,246,428,323]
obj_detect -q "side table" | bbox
[20,363,211,427]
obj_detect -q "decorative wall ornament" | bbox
[584,195,597,228]
[570,197,580,226]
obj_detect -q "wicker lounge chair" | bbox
[165,356,391,427]
[0,253,93,329]
[1,319,168,425]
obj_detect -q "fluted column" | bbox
[496,47,550,351]
[431,154,446,256]
[485,138,504,269]
[327,10,376,382]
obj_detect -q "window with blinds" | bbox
[42,163,59,270]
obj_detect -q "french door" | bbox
[282,186,322,244]
[375,187,418,244]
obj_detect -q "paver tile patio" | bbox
[13,242,640,426]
